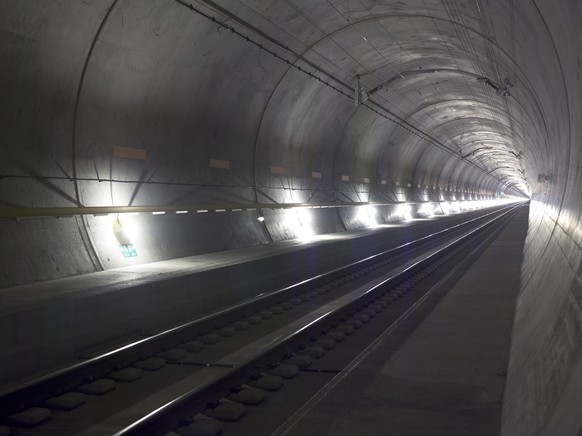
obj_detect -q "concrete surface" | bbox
[278,200,528,436]
[1,0,582,433]
[0,210,483,389]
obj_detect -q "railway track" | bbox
[0,203,523,436]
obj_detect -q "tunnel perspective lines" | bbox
[1,1,582,434]
[173,0,509,186]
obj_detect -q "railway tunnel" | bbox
[0,0,581,435]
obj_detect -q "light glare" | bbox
[418,203,434,217]
[395,204,413,221]
[356,206,378,227]
[284,208,314,239]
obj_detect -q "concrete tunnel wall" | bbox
[0,0,581,434]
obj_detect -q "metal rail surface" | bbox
[0,203,522,435]
[114,203,522,436]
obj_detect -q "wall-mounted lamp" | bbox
[112,217,131,245]
[112,216,138,258]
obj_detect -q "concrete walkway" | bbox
[0,210,494,388]
[280,206,529,436]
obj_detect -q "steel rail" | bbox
[113,203,523,435]
[0,204,516,418]
[273,202,520,436]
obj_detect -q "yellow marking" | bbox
[209,159,230,169]
[113,146,147,161]
[271,166,285,175]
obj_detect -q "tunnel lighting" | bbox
[418,203,434,217]
[232,209,242,212]
[257,216,265,222]
[356,205,378,228]
[152,211,165,215]
[112,217,131,245]
[441,202,460,214]
[459,201,474,211]
[197,210,208,213]
[111,214,140,251]
[216,209,226,212]
[176,210,188,214]
[395,204,413,221]
[283,208,314,239]
[111,214,141,259]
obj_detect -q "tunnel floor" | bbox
[0,206,530,436]
[0,210,491,388]
[274,206,529,436]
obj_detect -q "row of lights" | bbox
[107,196,497,219]
[256,199,509,237]
[108,208,262,217]
[111,199,510,253]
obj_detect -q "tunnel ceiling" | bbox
[169,0,535,197]
[2,0,561,217]
[3,2,582,433]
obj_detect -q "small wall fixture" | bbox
[477,76,513,97]
[113,218,131,245]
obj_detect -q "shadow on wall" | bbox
[0,199,510,288]
[502,201,582,435]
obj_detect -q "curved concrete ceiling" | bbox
[1,1,582,433]
[2,0,543,211]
